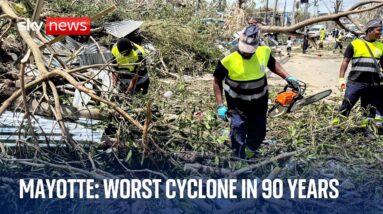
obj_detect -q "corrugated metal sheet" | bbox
[43,35,73,56]
[79,52,113,66]
[104,20,144,38]
[64,36,82,52]
[34,31,84,68]
[35,34,74,68]
[78,44,113,66]
[0,111,104,146]
[82,44,99,54]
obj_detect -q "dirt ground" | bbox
[269,50,349,97]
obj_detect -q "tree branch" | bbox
[261,2,383,34]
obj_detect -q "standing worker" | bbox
[111,38,149,94]
[333,19,383,131]
[333,32,344,53]
[319,28,326,49]
[333,28,339,40]
[287,36,293,57]
[302,30,309,54]
[213,25,302,158]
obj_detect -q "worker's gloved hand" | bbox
[338,77,346,91]
[285,75,301,92]
[216,104,228,121]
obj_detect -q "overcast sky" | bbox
[229,0,361,13]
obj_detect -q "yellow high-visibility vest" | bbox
[221,46,271,81]
[351,39,383,58]
[220,46,271,101]
[348,38,383,84]
[111,42,145,71]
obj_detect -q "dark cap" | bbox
[117,38,133,55]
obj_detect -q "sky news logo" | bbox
[19,17,91,35]
[46,17,90,35]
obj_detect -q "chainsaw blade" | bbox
[289,89,332,112]
[268,104,289,117]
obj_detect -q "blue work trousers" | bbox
[229,110,267,157]
[339,81,379,118]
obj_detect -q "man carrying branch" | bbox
[213,25,302,158]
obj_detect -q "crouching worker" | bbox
[111,38,149,94]
[213,25,302,158]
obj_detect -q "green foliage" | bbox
[45,0,222,75]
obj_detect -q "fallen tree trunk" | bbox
[260,1,383,36]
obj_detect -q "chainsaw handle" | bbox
[283,80,306,96]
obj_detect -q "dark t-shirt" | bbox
[344,43,382,84]
[213,51,276,117]
[343,44,353,59]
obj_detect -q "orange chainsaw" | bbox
[268,81,332,117]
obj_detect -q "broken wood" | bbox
[142,100,152,154]
[19,49,39,144]
[230,151,297,177]
[184,163,232,176]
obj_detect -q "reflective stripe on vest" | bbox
[220,46,271,101]
[225,76,266,89]
[350,39,383,74]
[352,58,380,72]
[223,82,268,101]
[111,43,145,71]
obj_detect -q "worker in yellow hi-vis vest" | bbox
[319,28,326,49]
[111,38,149,94]
[333,19,383,138]
[213,25,303,158]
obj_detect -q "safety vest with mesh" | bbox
[221,46,271,101]
[111,43,145,71]
[348,39,383,83]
